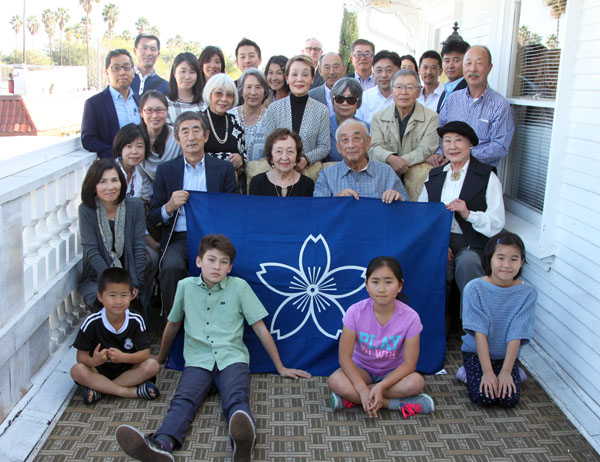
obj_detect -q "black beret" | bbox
[437,121,479,146]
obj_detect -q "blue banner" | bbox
[166,192,451,376]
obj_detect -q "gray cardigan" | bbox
[77,196,146,306]
[250,96,330,163]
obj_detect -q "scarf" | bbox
[95,198,126,268]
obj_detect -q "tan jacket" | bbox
[368,102,439,165]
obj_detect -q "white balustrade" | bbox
[0,137,95,421]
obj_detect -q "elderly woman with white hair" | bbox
[202,73,247,190]
[229,68,270,161]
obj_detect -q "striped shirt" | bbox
[461,278,537,360]
[314,159,408,200]
[438,85,514,166]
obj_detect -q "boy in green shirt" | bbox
[116,234,310,462]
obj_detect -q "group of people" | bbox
[73,33,536,462]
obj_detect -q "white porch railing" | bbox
[0,137,95,421]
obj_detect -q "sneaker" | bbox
[330,391,357,411]
[229,410,256,462]
[519,367,528,382]
[398,393,435,418]
[456,366,467,384]
[115,425,174,462]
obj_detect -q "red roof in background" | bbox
[0,95,37,136]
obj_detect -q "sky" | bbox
[3,0,563,61]
[2,0,350,59]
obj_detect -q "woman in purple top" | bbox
[327,257,435,418]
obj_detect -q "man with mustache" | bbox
[433,46,514,168]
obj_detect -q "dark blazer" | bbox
[310,69,325,89]
[81,86,140,159]
[130,73,169,96]
[424,156,493,251]
[436,78,468,113]
[308,84,328,107]
[148,154,238,250]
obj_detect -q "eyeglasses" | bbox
[213,90,235,99]
[143,107,167,115]
[353,52,373,59]
[392,84,419,91]
[305,47,322,52]
[333,95,359,105]
[110,64,133,72]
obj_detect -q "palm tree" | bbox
[543,0,567,42]
[135,17,149,34]
[27,15,39,51]
[102,3,119,39]
[80,0,100,84]
[148,25,160,36]
[65,26,73,65]
[55,8,70,66]
[10,15,23,63]
[41,9,56,64]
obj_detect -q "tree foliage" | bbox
[102,3,119,38]
[338,7,359,74]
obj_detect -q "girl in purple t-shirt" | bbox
[327,256,435,418]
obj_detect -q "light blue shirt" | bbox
[108,85,140,127]
[439,77,465,109]
[314,159,408,200]
[161,156,207,232]
[354,71,376,91]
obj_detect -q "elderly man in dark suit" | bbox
[81,49,140,158]
[308,52,346,117]
[149,111,238,315]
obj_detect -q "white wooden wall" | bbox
[522,0,600,408]
[453,0,600,422]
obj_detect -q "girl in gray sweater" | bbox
[460,232,538,407]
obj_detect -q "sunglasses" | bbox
[333,95,359,105]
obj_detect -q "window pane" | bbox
[508,105,553,212]
[510,0,564,100]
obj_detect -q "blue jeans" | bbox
[155,362,252,447]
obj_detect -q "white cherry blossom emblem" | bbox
[257,234,366,340]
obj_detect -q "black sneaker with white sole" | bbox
[228,410,256,462]
[115,424,174,462]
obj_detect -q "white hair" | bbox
[202,73,239,108]
[335,118,370,143]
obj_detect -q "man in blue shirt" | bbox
[81,49,140,158]
[433,46,514,168]
[314,119,408,202]
[148,112,238,316]
[131,34,169,95]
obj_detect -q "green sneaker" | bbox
[330,391,357,411]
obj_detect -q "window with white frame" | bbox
[504,0,565,215]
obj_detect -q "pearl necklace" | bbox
[206,110,229,145]
[239,105,266,127]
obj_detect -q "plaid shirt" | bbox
[314,159,408,200]
[438,85,514,166]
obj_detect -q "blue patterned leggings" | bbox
[462,352,521,408]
